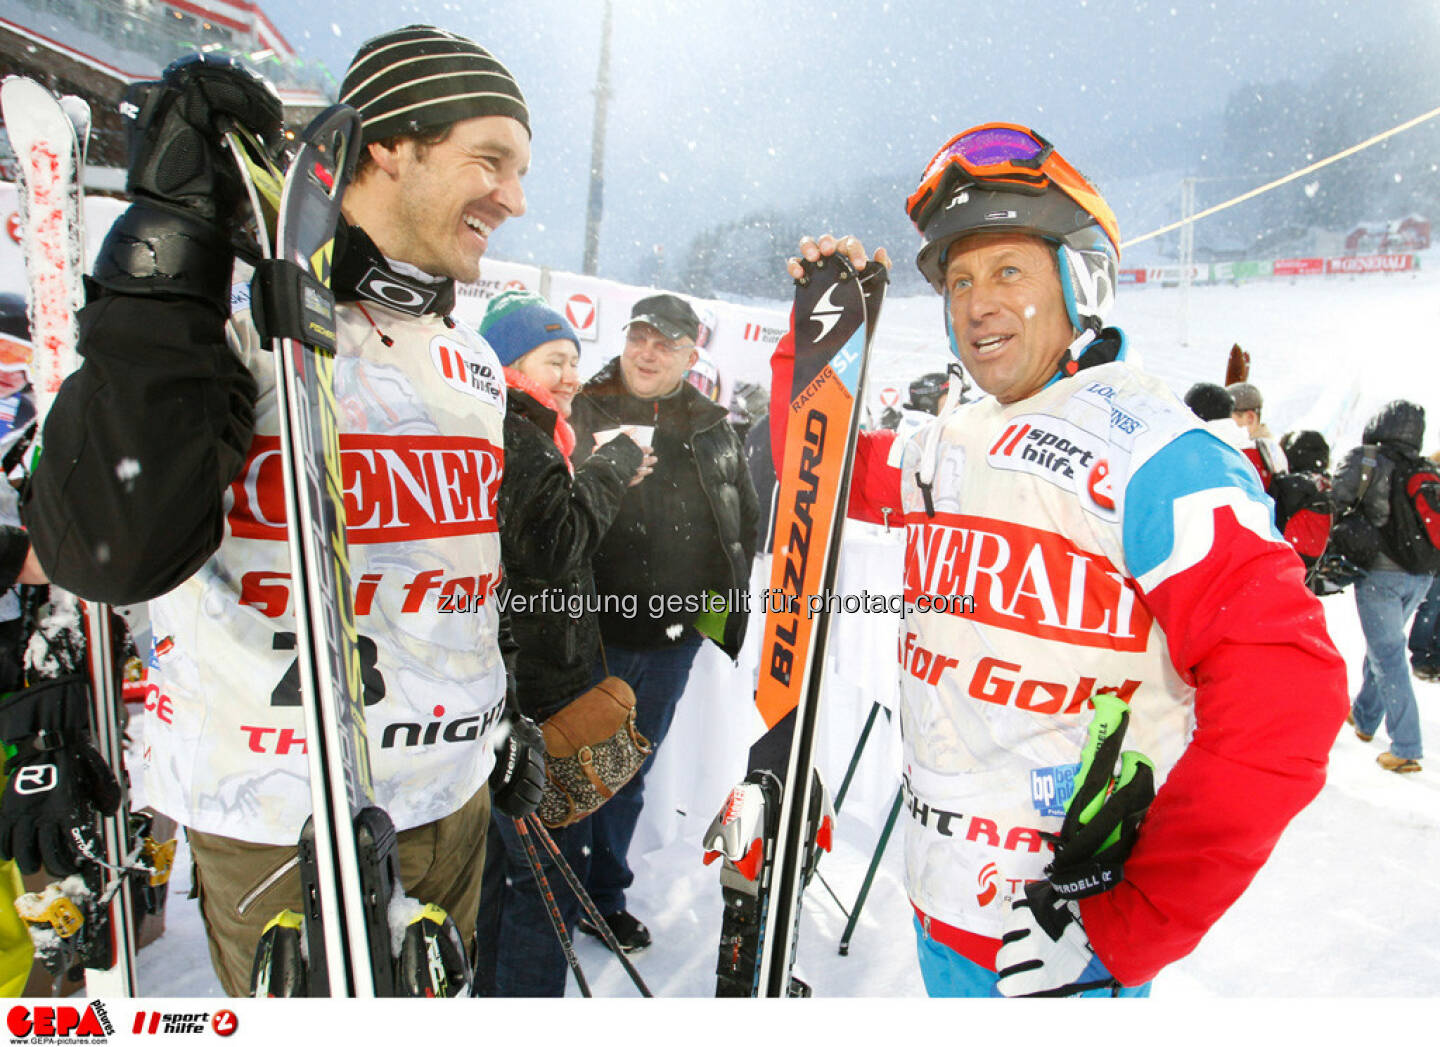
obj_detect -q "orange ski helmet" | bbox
[907,123,1120,333]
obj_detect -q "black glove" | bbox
[489,713,545,819]
[0,676,122,877]
[95,54,283,309]
[123,53,283,223]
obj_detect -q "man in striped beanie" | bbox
[21,26,545,995]
[338,24,531,286]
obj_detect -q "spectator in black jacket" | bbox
[472,290,648,995]
[568,293,760,951]
[1332,400,1431,772]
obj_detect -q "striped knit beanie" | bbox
[339,25,529,145]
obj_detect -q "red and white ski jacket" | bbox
[772,329,1346,986]
[142,288,508,845]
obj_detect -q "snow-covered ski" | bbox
[703,254,886,996]
[1,74,157,997]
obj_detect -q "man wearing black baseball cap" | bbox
[568,295,759,951]
[21,26,544,995]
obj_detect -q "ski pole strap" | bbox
[249,258,338,353]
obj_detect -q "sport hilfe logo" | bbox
[130,1010,238,1037]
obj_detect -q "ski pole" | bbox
[512,815,591,997]
[523,814,654,998]
[838,786,903,956]
[833,701,884,813]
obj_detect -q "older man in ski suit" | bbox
[772,123,1347,997]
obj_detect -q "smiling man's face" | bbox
[943,231,1075,404]
[382,114,530,283]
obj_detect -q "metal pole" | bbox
[582,0,613,275]
[837,787,903,956]
[1179,176,1195,347]
[834,701,883,813]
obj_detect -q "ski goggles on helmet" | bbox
[905,123,1120,254]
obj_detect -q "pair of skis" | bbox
[703,255,887,996]
[2,76,175,995]
[225,108,453,998]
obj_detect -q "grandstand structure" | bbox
[0,0,332,173]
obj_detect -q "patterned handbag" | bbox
[537,676,652,829]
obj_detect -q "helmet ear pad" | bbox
[1057,243,1116,334]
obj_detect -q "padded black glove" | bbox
[489,713,545,819]
[0,676,122,877]
[122,52,283,223]
[96,53,284,309]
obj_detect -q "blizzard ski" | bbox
[703,255,886,996]
[226,104,447,998]
[2,75,173,996]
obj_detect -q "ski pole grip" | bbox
[249,258,338,353]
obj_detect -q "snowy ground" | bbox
[125,261,1440,1006]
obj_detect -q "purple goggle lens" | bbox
[920,126,1050,183]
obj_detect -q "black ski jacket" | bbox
[22,291,256,604]
[570,359,759,659]
[1333,400,1426,572]
[499,387,641,720]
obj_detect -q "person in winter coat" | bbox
[772,122,1347,997]
[1407,449,1440,681]
[1270,430,1333,577]
[11,28,548,995]
[470,290,651,995]
[1227,381,1288,487]
[567,293,760,951]
[1332,400,1433,772]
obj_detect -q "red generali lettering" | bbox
[903,513,1151,651]
[967,657,1140,715]
[228,434,502,544]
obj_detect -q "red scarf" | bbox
[503,367,577,465]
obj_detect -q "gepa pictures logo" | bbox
[8,1002,114,1042]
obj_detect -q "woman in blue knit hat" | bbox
[472,290,653,995]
